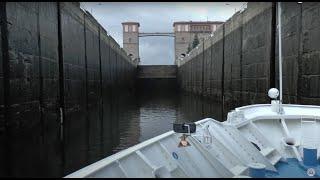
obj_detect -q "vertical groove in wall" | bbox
[115,53,118,89]
[240,15,243,106]
[221,24,225,117]
[108,39,114,150]
[297,3,303,104]
[37,2,45,145]
[270,2,276,90]
[0,2,10,177]
[98,26,104,157]
[83,14,90,165]
[108,40,112,99]
[209,39,213,102]
[201,41,204,97]
[56,2,65,176]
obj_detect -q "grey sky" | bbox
[81,2,246,65]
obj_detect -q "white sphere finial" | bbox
[268,88,279,99]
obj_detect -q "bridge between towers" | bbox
[138,32,175,37]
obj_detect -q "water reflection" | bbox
[176,93,224,123]
[2,90,225,177]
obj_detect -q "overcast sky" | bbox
[81,2,246,65]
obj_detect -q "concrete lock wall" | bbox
[0,2,136,177]
[178,2,320,114]
[136,65,178,94]
[0,2,5,176]
[137,65,177,78]
[277,2,320,105]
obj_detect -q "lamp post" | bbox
[278,2,283,108]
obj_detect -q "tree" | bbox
[187,43,192,54]
[192,33,200,49]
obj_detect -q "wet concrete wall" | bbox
[178,2,320,116]
[240,3,274,106]
[137,78,177,95]
[277,2,320,105]
[137,65,178,95]
[0,3,5,176]
[0,2,136,177]
[137,65,177,78]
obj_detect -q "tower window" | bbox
[132,25,136,32]
[124,25,128,32]
[177,25,181,32]
[129,38,131,43]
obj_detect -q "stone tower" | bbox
[173,21,224,65]
[122,22,140,61]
